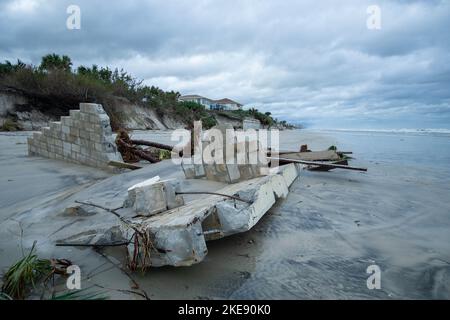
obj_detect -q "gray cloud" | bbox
[1,0,449,128]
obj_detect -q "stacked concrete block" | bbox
[27,103,123,169]
[181,124,268,184]
[124,177,185,217]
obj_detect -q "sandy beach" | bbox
[1,129,449,299]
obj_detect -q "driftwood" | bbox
[108,161,143,170]
[131,139,184,158]
[115,130,159,164]
[117,138,159,163]
[130,140,173,151]
[269,157,367,172]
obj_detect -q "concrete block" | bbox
[71,144,80,153]
[69,126,79,136]
[164,180,185,210]
[226,164,241,183]
[80,103,105,115]
[204,164,217,180]
[61,125,70,134]
[194,163,206,178]
[69,109,81,119]
[94,143,103,152]
[101,141,116,153]
[90,132,102,143]
[89,115,100,123]
[181,162,196,179]
[54,139,63,148]
[238,164,254,180]
[61,117,72,127]
[98,113,111,127]
[79,129,90,139]
[93,124,103,133]
[63,142,71,156]
[42,127,51,136]
[124,176,168,216]
[85,123,94,132]
[215,163,231,183]
[66,134,77,143]
[49,121,61,131]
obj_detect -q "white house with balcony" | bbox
[179,95,243,111]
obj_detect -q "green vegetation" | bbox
[1,119,22,131]
[159,149,172,160]
[0,53,293,131]
[1,241,107,300]
[175,101,217,129]
[0,54,214,129]
[1,241,51,299]
[224,108,293,128]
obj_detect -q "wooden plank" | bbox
[269,157,367,172]
[278,150,341,161]
[108,160,143,170]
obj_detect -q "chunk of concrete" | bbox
[124,176,168,216]
[124,176,184,216]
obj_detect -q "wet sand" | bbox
[0,129,449,299]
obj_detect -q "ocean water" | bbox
[224,129,450,299]
[313,129,450,171]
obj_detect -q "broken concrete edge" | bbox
[57,163,300,268]
[124,177,184,216]
[27,103,123,169]
[124,163,300,267]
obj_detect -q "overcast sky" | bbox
[1,0,449,128]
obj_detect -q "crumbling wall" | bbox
[27,103,123,169]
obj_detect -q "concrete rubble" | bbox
[59,163,300,267]
[128,163,300,267]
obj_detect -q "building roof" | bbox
[214,98,242,106]
[179,95,210,101]
[180,95,242,107]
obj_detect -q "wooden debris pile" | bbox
[115,129,175,164]
[271,144,367,172]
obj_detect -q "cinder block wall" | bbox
[27,103,123,169]
[182,124,265,183]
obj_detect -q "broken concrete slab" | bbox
[122,163,300,267]
[56,161,300,268]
